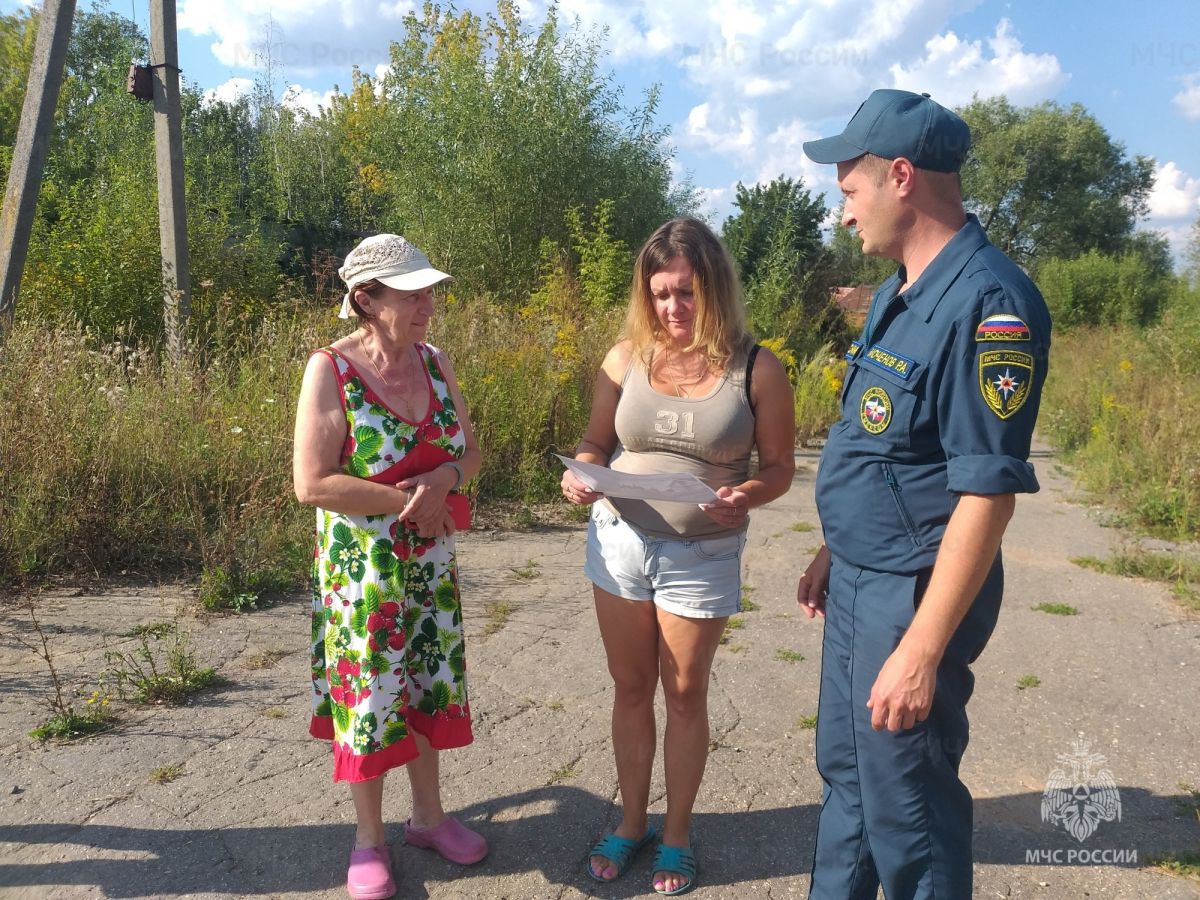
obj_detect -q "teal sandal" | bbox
[651,842,697,896]
[587,826,657,882]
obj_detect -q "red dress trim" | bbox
[310,707,474,783]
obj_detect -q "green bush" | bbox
[1041,314,1200,538]
[1036,249,1170,329]
[0,316,319,584]
[0,279,617,583]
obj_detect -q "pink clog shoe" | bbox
[404,817,488,865]
[346,844,395,900]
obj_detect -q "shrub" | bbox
[1036,249,1171,330]
[0,316,319,584]
[1041,321,1200,538]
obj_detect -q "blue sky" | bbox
[7,0,1200,261]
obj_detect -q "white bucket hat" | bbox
[337,234,453,319]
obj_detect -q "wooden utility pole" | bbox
[0,0,77,343]
[150,0,190,360]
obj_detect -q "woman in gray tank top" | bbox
[561,218,797,895]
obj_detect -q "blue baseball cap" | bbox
[802,89,971,173]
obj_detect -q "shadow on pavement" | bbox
[2,785,1196,896]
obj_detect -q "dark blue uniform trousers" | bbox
[809,554,1003,900]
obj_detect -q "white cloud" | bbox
[693,182,733,224]
[754,119,834,195]
[1173,74,1200,121]
[203,76,254,106]
[685,102,760,159]
[889,18,1067,107]
[281,84,339,115]
[178,0,404,78]
[1148,161,1200,220]
[539,1,1065,201]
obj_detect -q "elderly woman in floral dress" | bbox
[293,234,486,900]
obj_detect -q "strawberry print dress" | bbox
[308,343,473,782]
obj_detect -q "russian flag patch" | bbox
[975,314,1031,342]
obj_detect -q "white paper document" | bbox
[555,455,718,503]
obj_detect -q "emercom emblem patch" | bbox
[979,349,1033,419]
[860,386,892,433]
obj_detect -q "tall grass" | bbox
[433,290,619,501]
[1040,307,1200,538]
[0,290,619,586]
[1,285,847,587]
[0,311,327,593]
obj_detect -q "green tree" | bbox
[722,177,825,286]
[826,208,896,288]
[1036,248,1172,329]
[1185,216,1200,288]
[0,8,37,158]
[721,176,851,356]
[958,96,1154,268]
[361,0,685,300]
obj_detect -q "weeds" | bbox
[797,714,818,730]
[1017,674,1041,690]
[790,521,815,533]
[1149,851,1200,879]
[105,627,219,705]
[1072,551,1200,612]
[262,706,286,719]
[1042,324,1200,540]
[740,584,759,612]
[16,593,117,741]
[0,322,316,585]
[122,622,175,639]
[199,564,296,613]
[509,559,541,580]
[1032,602,1079,616]
[1073,551,1200,583]
[29,690,115,741]
[483,600,513,636]
[548,762,578,784]
[242,649,287,670]
[719,617,745,645]
[775,649,805,663]
[149,764,185,784]
[790,345,846,446]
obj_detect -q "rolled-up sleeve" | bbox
[938,288,1050,495]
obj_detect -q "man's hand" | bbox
[866,642,938,731]
[797,545,831,619]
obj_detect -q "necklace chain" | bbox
[661,348,710,398]
[359,334,419,417]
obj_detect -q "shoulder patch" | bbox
[976,314,1030,342]
[979,349,1033,419]
[860,386,892,433]
[861,344,916,380]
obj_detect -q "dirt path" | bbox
[2,449,1198,899]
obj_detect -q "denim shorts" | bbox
[584,503,746,619]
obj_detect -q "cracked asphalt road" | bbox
[2,449,1198,899]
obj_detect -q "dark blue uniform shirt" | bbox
[816,214,1051,573]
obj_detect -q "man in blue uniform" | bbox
[796,89,1051,899]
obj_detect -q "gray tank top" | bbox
[606,344,756,538]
